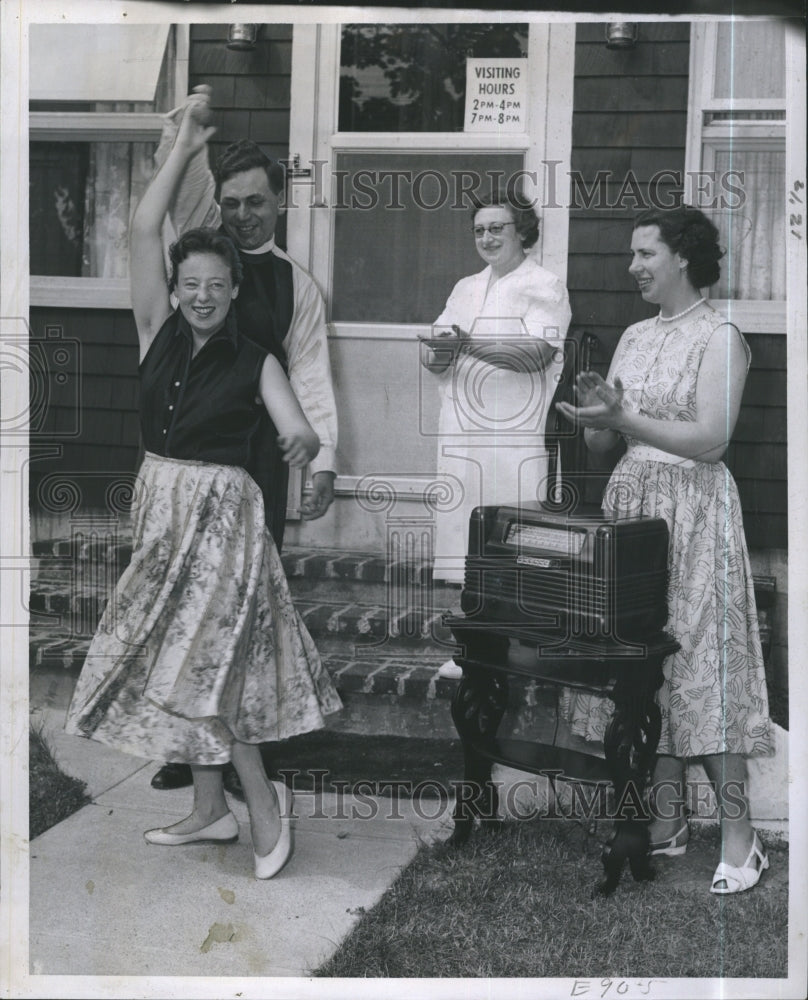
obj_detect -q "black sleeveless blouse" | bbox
[139,308,267,469]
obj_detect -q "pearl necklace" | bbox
[656,297,706,324]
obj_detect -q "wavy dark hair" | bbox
[214,139,285,201]
[470,187,540,249]
[167,228,243,291]
[634,206,724,289]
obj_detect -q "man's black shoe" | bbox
[223,765,245,801]
[150,762,193,790]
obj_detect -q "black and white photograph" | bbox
[1,1,806,997]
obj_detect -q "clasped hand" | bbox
[416,324,467,346]
[555,372,626,431]
[417,325,467,373]
[172,85,216,155]
[278,427,320,468]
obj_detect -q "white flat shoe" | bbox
[254,781,295,880]
[144,811,239,846]
[649,823,689,857]
[710,832,769,894]
[438,658,463,680]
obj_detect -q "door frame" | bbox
[286,20,575,501]
[288,20,576,323]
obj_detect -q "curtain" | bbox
[712,148,786,301]
[32,25,175,279]
[707,21,786,301]
[81,140,154,279]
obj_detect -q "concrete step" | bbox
[29,542,460,648]
[31,540,444,590]
[28,627,466,740]
[30,540,775,662]
[29,590,459,650]
[28,629,456,693]
[29,537,465,738]
[29,536,777,686]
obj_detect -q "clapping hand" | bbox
[555,372,626,430]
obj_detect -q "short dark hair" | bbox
[470,187,540,249]
[214,139,285,201]
[634,206,724,289]
[167,228,243,290]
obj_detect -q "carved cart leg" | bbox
[449,669,508,846]
[599,666,663,895]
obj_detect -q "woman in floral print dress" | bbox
[556,206,772,895]
[65,93,341,880]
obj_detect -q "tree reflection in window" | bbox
[339,24,528,132]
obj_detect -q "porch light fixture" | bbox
[227,24,260,51]
[605,23,639,50]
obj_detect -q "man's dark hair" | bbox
[214,139,285,201]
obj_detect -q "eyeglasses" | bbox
[472,222,516,238]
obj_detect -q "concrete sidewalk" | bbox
[27,668,790,978]
[28,676,454,978]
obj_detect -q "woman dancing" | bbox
[65,96,342,879]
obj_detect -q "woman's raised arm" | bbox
[129,92,216,361]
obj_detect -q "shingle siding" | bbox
[566,22,786,547]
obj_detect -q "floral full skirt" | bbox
[65,453,342,765]
[558,456,772,758]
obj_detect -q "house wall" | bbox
[29,310,140,519]
[188,23,294,245]
[566,21,787,684]
[30,22,788,590]
[30,23,295,532]
[567,22,692,504]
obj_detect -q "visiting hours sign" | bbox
[464,58,528,132]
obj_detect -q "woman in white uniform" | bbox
[420,190,571,675]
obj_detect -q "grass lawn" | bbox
[29,726,90,840]
[27,723,788,980]
[316,819,788,979]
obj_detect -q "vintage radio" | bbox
[461,503,669,641]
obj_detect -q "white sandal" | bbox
[710,832,769,894]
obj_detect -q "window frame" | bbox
[288,21,576,330]
[28,24,189,310]
[684,20,788,334]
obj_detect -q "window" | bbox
[29,24,189,308]
[685,20,787,331]
[331,151,525,323]
[331,25,533,323]
[339,24,529,133]
[298,22,574,331]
